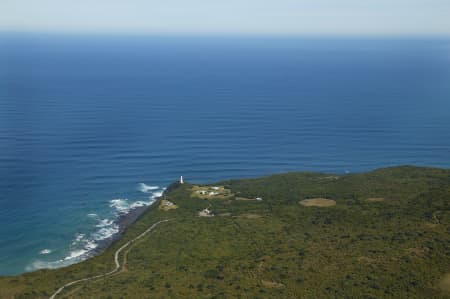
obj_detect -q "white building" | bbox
[198,208,214,217]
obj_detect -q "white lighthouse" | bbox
[180,176,184,184]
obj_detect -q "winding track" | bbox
[49,219,171,299]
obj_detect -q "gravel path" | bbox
[49,219,171,299]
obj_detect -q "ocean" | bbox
[0,34,449,275]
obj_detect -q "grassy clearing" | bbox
[158,199,178,211]
[236,197,261,201]
[191,185,233,200]
[299,198,337,207]
[366,197,385,202]
[438,274,450,293]
[261,280,285,289]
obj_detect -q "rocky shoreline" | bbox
[91,196,163,256]
[89,182,180,256]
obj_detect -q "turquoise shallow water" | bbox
[0,34,450,275]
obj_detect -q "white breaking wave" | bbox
[109,198,131,214]
[96,218,114,228]
[39,249,52,255]
[92,224,119,241]
[27,243,96,271]
[92,218,119,241]
[27,217,112,272]
[110,194,161,215]
[152,191,163,198]
[130,200,149,209]
[26,260,63,271]
[63,249,87,261]
[27,187,165,272]
[84,240,98,250]
[138,183,159,193]
[72,233,85,245]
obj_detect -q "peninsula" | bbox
[0,166,449,298]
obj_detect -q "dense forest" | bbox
[1,166,449,298]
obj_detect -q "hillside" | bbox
[1,166,449,298]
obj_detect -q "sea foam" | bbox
[138,183,159,193]
[109,198,131,214]
[26,185,164,272]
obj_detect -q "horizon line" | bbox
[1,29,450,40]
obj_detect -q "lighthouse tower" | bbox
[180,176,184,184]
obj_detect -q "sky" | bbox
[1,0,450,36]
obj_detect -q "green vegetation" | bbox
[191,185,233,200]
[159,199,178,211]
[1,166,449,298]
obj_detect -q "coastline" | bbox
[21,184,175,275]
[86,182,181,260]
[1,167,449,299]
[91,195,163,257]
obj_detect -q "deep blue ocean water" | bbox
[0,34,449,275]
